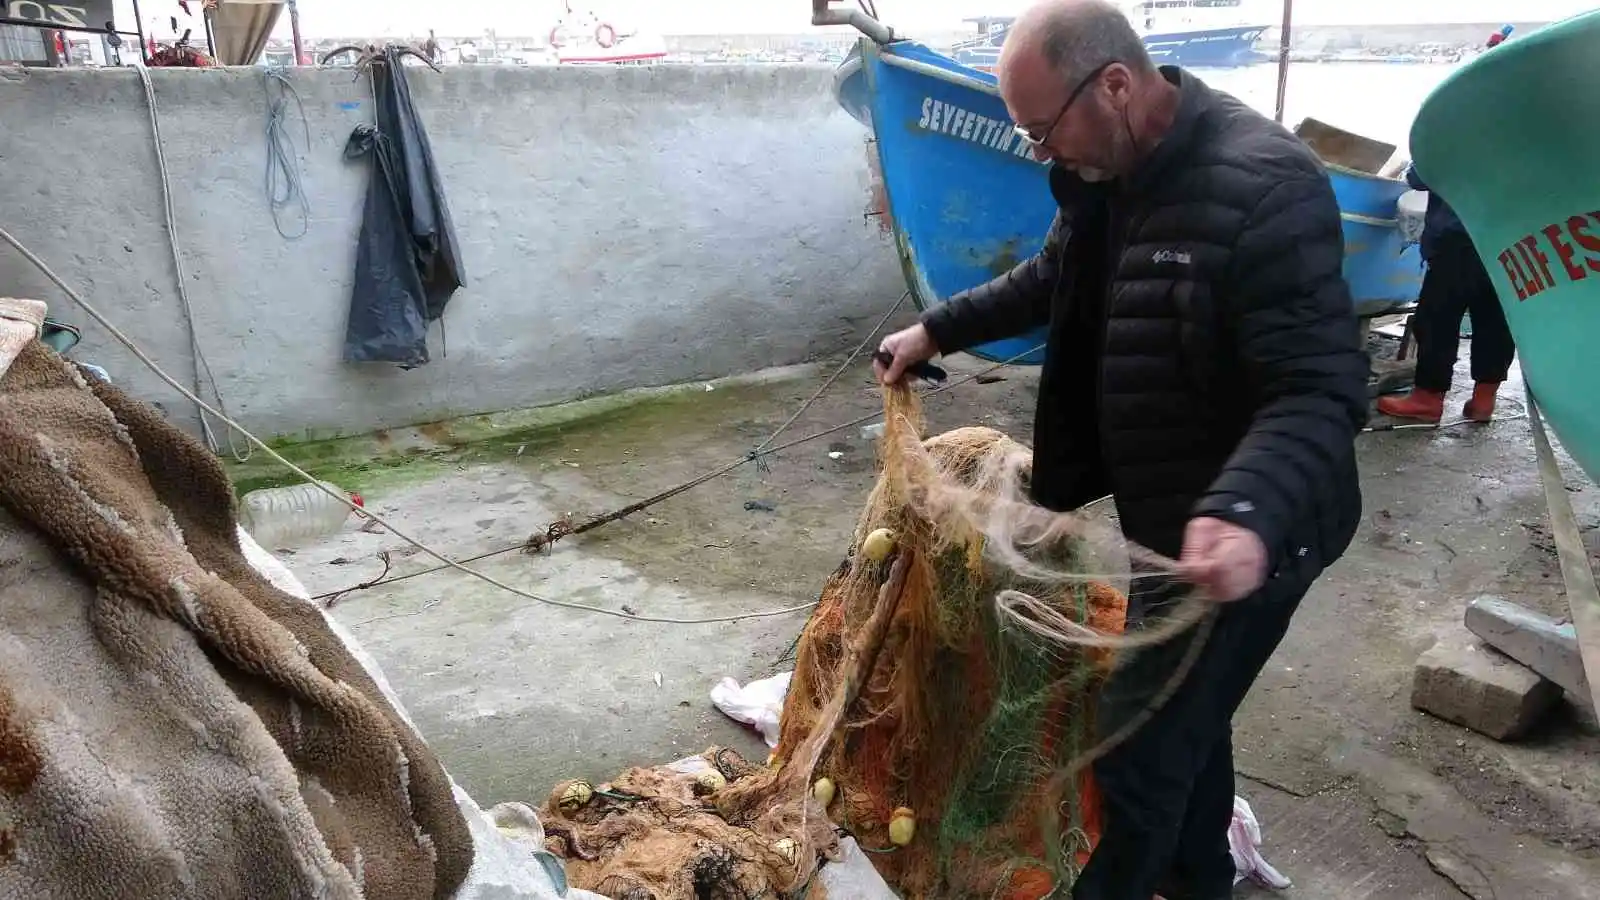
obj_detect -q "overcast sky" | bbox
[113,0,1598,40]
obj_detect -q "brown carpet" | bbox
[0,340,472,899]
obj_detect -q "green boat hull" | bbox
[1410,10,1600,484]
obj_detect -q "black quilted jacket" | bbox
[922,66,1367,591]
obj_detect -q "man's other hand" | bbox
[874,324,939,386]
[1178,516,1268,602]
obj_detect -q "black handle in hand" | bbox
[872,350,948,384]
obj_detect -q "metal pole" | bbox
[288,0,304,65]
[131,0,149,62]
[1273,0,1293,123]
[0,16,143,41]
[811,0,894,45]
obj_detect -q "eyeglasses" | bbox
[1013,60,1118,147]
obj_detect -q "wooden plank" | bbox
[1525,387,1600,717]
[1293,117,1397,174]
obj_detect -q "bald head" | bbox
[994,0,1175,177]
[999,0,1154,88]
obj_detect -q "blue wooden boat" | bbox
[824,5,1424,366]
[1291,118,1426,315]
[1410,9,1600,484]
[1323,165,1426,316]
[835,36,1054,365]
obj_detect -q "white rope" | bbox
[263,67,312,241]
[750,289,908,460]
[136,66,253,462]
[0,224,820,626]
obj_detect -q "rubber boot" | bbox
[1464,382,1500,422]
[1376,387,1446,423]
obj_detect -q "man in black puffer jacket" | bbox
[873,1,1368,897]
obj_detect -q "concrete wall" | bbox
[0,64,903,440]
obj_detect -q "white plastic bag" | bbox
[709,671,791,747]
[1229,795,1291,889]
[1397,189,1429,247]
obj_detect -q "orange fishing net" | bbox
[539,747,837,899]
[771,387,1128,899]
[541,386,1131,899]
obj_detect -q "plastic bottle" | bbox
[239,481,357,548]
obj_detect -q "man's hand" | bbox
[874,324,939,386]
[1177,517,1268,602]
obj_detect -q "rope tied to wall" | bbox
[135,65,253,462]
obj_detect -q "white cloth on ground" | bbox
[708,670,791,747]
[1229,794,1292,889]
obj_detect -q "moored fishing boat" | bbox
[950,0,1272,72]
[817,1,1423,366]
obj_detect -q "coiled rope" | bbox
[263,67,312,241]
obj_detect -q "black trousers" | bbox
[1411,234,1516,393]
[1071,580,1305,900]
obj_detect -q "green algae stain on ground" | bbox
[224,379,798,500]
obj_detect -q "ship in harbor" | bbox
[951,0,1271,70]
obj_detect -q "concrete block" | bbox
[1465,595,1589,700]
[1411,634,1562,740]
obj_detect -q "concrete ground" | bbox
[273,339,1600,899]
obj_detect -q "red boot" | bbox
[1464,382,1501,422]
[1376,387,1446,423]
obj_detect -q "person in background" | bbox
[1376,31,1516,424]
[873,0,1367,896]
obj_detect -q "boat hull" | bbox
[838,40,1053,365]
[952,24,1268,71]
[1327,164,1409,220]
[1328,167,1425,312]
[1341,211,1424,314]
[1144,25,1271,67]
[1410,10,1600,483]
[838,39,1424,365]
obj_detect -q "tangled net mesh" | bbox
[540,385,1208,899]
[773,385,1208,899]
[540,746,838,899]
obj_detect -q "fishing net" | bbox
[538,747,837,899]
[539,385,1205,899]
[770,386,1159,900]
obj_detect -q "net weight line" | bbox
[0,225,900,625]
[316,337,1047,603]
